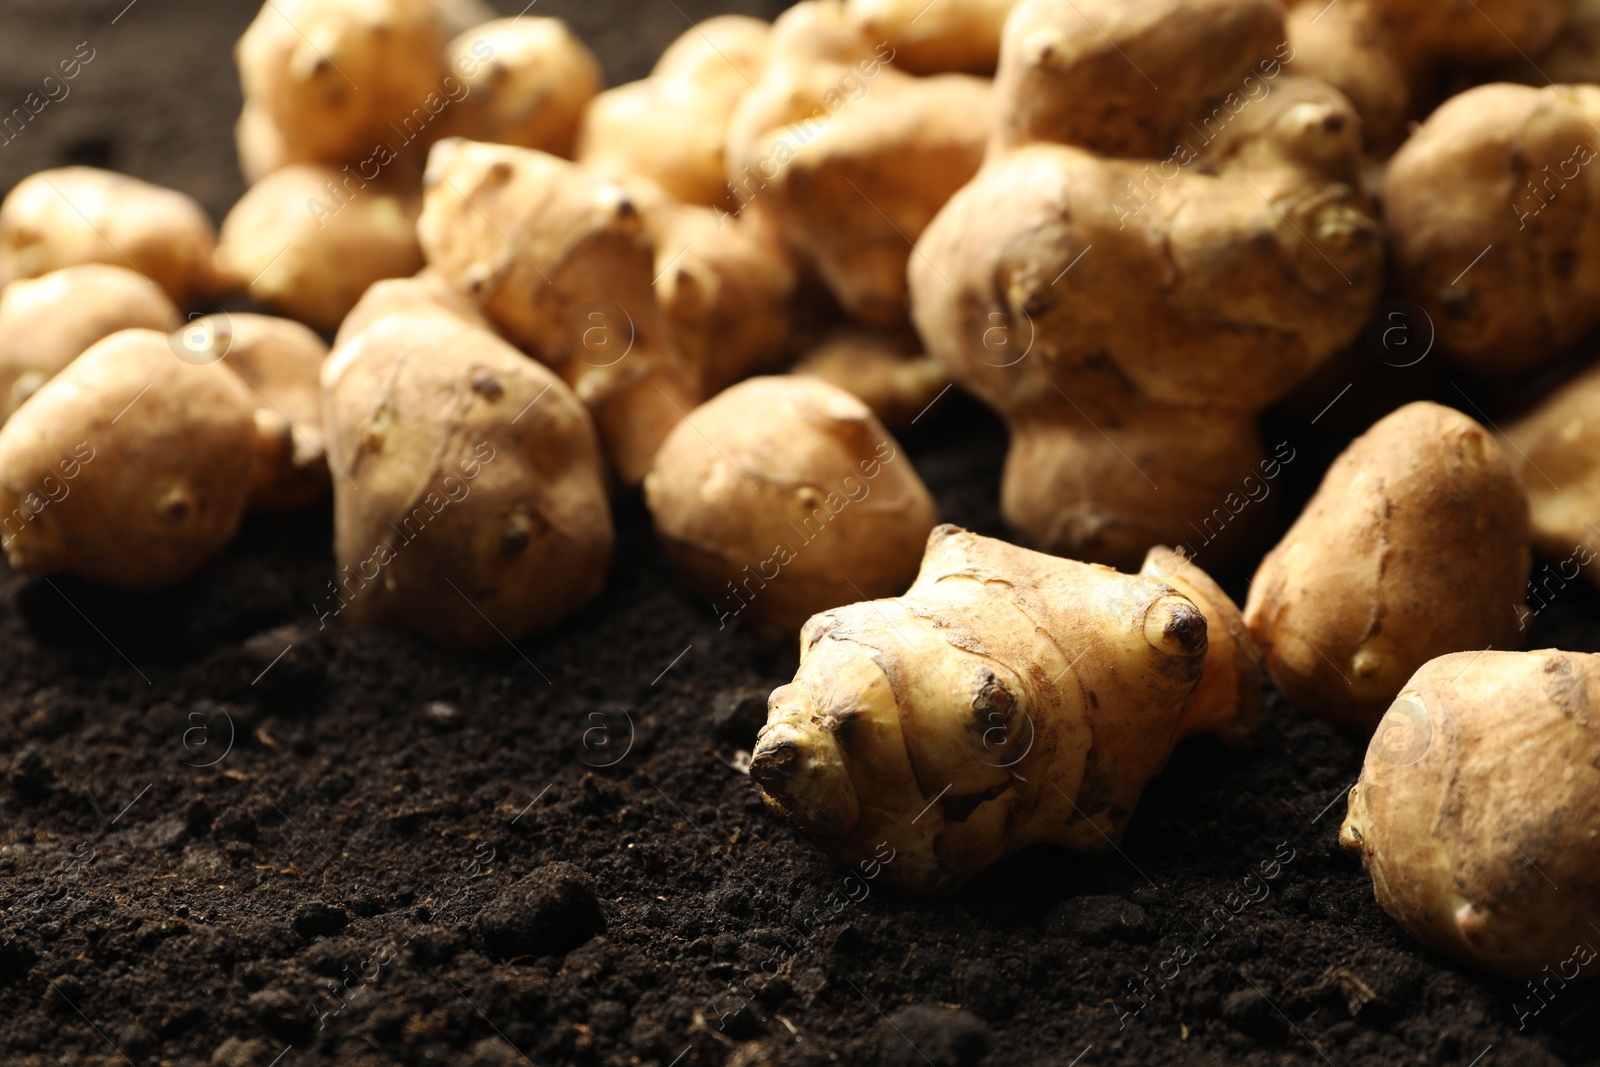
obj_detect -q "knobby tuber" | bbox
[444,18,601,157]
[751,526,1261,894]
[1245,402,1531,735]
[334,269,493,349]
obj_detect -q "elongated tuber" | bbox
[751,526,1261,894]
[1341,650,1600,979]
[1245,402,1531,735]
[321,315,613,647]
[644,376,937,637]
[0,329,257,589]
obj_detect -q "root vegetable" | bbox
[1340,649,1600,979]
[334,269,492,349]
[1513,0,1600,83]
[321,315,612,647]
[1505,360,1600,579]
[0,167,217,306]
[179,313,330,514]
[0,265,177,424]
[577,16,771,210]
[643,376,937,637]
[0,329,256,589]
[1245,402,1531,735]
[416,138,698,484]
[910,0,1381,568]
[726,1,991,327]
[445,18,601,158]
[846,0,1020,75]
[1383,83,1600,375]
[750,526,1261,894]
[791,325,949,429]
[216,163,424,334]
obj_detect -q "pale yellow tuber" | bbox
[0,265,177,424]
[0,329,257,589]
[751,526,1261,894]
[791,325,949,429]
[846,0,1020,75]
[1341,650,1600,979]
[1245,402,1531,735]
[334,269,493,349]
[0,167,217,306]
[444,18,602,158]
[321,315,613,647]
[1505,359,1600,583]
[644,376,937,637]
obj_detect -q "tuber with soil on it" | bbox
[321,315,613,648]
[1340,649,1600,979]
[910,0,1382,570]
[0,265,177,424]
[0,167,218,306]
[750,526,1261,894]
[1245,402,1531,736]
[643,376,938,638]
[0,328,257,590]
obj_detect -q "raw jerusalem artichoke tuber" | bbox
[846,0,1020,75]
[334,269,493,349]
[751,526,1261,894]
[444,18,602,157]
[1505,360,1600,584]
[1341,649,1600,979]
[791,324,949,429]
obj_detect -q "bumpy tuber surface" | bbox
[179,313,330,514]
[577,17,770,209]
[321,315,613,647]
[1383,83,1600,375]
[846,0,1020,75]
[216,164,423,334]
[0,265,177,424]
[0,329,257,589]
[0,168,217,306]
[726,1,991,327]
[1341,650,1600,979]
[1505,359,1600,581]
[791,324,949,429]
[444,18,601,157]
[751,526,1261,894]
[334,269,493,349]
[417,138,698,485]
[911,0,1381,569]
[644,376,938,638]
[1245,402,1531,735]
[1284,0,1571,152]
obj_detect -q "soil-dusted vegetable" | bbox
[791,324,948,429]
[910,0,1382,569]
[0,265,177,424]
[0,328,256,589]
[644,376,936,637]
[235,0,447,175]
[1383,83,1600,376]
[1245,402,1531,736]
[216,163,424,334]
[1506,359,1600,582]
[577,16,770,210]
[726,0,991,327]
[750,525,1261,894]
[846,0,1020,75]
[334,269,493,349]
[416,137,698,485]
[321,315,613,647]
[445,18,602,158]
[179,313,330,514]
[1340,649,1600,979]
[0,167,217,306]
[1285,0,1571,153]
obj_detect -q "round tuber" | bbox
[444,17,602,158]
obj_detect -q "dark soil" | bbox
[2,3,1600,1066]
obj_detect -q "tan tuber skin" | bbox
[179,313,331,515]
[1511,0,1600,82]
[0,329,257,589]
[791,324,949,430]
[846,0,1020,75]
[0,265,177,424]
[644,376,938,638]
[335,269,493,349]
[1245,402,1531,735]
[911,0,1382,570]
[0,168,217,306]
[321,315,613,647]
[216,164,424,335]
[1383,83,1600,376]
[1284,0,1571,153]
[726,1,991,327]
[1505,360,1600,584]
[1341,650,1600,979]
[444,18,602,158]
[577,17,771,210]
[751,526,1261,894]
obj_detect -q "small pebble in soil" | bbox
[424,700,462,731]
[878,1004,989,1067]
[1046,895,1153,945]
[472,861,605,959]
